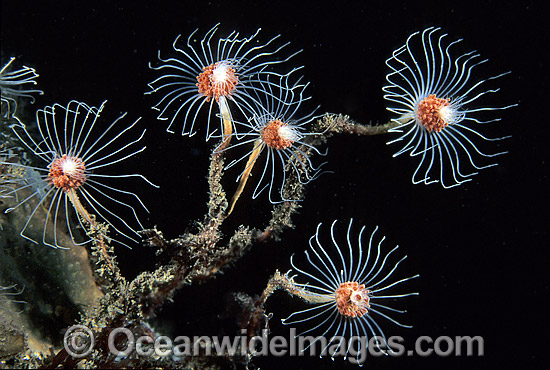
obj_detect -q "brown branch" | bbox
[15,112,397,368]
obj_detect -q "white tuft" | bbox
[438,105,457,125]
[278,124,300,143]
[62,157,79,175]
[212,62,231,84]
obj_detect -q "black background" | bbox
[1,1,548,369]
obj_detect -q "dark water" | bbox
[1,1,547,369]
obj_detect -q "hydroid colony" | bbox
[0,25,514,368]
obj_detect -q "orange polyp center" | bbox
[196,62,238,102]
[416,94,451,132]
[47,154,86,192]
[260,120,294,150]
[335,281,370,318]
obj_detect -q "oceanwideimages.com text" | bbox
[64,325,484,364]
